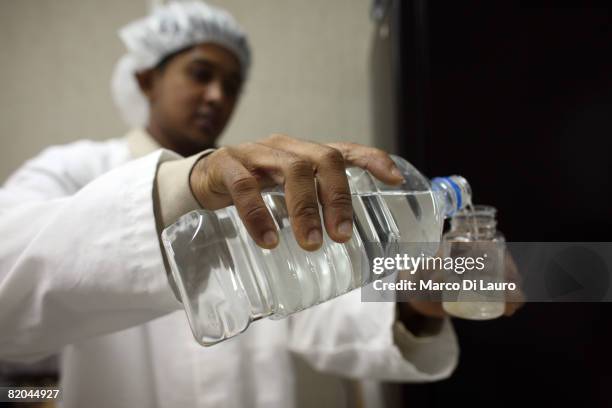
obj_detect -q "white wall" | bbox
[0,0,143,181]
[214,0,374,148]
[0,0,375,181]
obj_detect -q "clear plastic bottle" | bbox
[162,155,471,346]
[441,205,506,320]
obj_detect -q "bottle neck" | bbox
[431,176,472,218]
[450,206,498,240]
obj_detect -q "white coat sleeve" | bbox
[0,147,183,363]
[288,289,459,382]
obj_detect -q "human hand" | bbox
[189,134,404,250]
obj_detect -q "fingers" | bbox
[213,152,279,249]
[326,141,405,185]
[406,300,448,319]
[504,301,524,316]
[504,285,526,316]
[276,155,323,251]
[192,135,404,251]
[228,143,324,251]
[503,251,525,316]
[258,135,353,243]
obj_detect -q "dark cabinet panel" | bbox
[370,2,612,406]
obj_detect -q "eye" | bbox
[189,67,213,84]
[223,79,240,98]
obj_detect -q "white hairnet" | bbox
[111,1,251,128]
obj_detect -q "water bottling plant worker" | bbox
[0,2,519,407]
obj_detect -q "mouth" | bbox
[193,112,221,135]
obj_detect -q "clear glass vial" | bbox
[441,205,506,320]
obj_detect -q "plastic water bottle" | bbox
[162,155,471,346]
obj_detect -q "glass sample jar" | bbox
[441,205,506,320]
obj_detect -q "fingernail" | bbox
[307,229,322,246]
[263,230,278,247]
[391,167,403,180]
[337,220,353,239]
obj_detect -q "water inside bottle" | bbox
[353,191,444,249]
[223,190,444,320]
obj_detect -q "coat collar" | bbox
[125,128,162,159]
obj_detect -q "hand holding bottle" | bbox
[188,134,404,251]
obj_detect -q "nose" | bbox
[203,79,224,106]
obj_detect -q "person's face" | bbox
[140,43,243,155]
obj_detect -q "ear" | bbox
[135,69,157,101]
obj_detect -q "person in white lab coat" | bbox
[0,2,520,407]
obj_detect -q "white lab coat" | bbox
[0,132,458,408]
